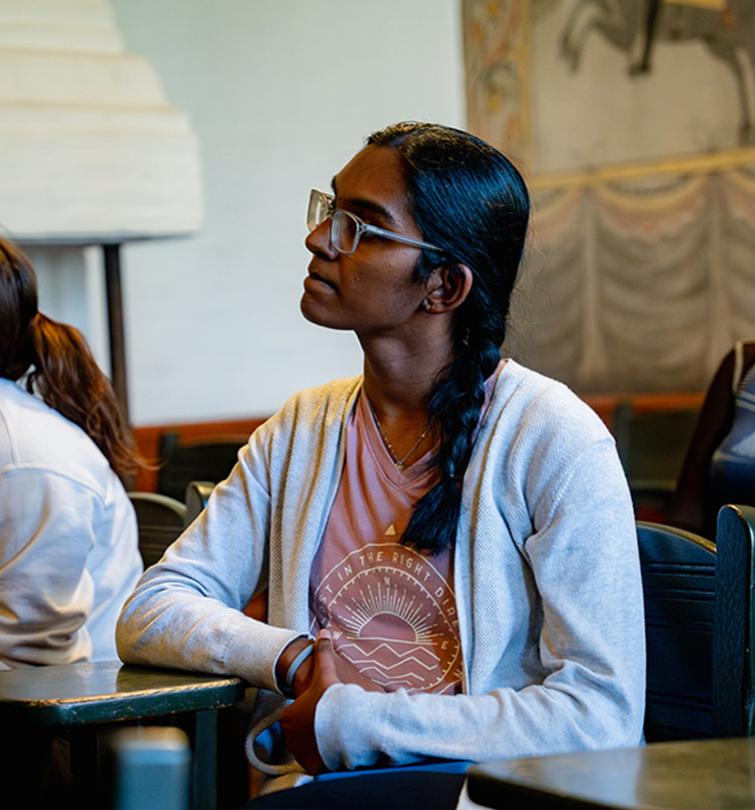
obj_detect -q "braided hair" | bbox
[366,122,530,554]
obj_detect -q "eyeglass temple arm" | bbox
[361,222,442,253]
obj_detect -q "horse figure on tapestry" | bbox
[560,0,755,143]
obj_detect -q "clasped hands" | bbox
[277,629,384,774]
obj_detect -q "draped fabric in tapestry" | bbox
[464,0,755,393]
[507,160,755,393]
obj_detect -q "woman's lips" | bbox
[304,272,337,291]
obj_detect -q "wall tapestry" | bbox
[464,0,755,392]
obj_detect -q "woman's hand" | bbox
[280,629,386,773]
[280,630,340,774]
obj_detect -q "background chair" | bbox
[638,504,755,742]
[157,433,246,502]
[128,492,186,568]
[104,727,190,810]
[614,403,699,521]
[712,504,755,736]
[638,519,716,740]
[184,480,215,527]
[667,340,755,536]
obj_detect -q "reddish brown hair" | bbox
[0,238,141,483]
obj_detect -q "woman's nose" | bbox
[305,219,338,259]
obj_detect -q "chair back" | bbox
[713,504,755,737]
[128,492,186,568]
[639,505,755,742]
[157,433,246,501]
[105,727,190,810]
[184,480,215,527]
[638,520,716,741]
[615,404,699,520]
[710,369,755,513]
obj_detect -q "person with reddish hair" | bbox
[0,238,142,668]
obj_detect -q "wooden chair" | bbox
[158,433,246,502]
[128,492,186,568]
[639,504,755,741]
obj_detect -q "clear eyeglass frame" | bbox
[306,188,443,256]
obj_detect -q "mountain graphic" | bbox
[339,640,440,662]
[338,639,444,686]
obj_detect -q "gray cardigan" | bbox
[116,361,645,773]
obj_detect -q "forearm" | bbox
[117,571,302,690]
[117,441,301,687]
[314,674,643,771]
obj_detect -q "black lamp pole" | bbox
[103,243,129,420]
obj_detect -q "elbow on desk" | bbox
[114,589,153,665]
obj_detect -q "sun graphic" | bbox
[339,580,438,645]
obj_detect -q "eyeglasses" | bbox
[306,189,443,255]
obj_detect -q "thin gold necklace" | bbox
[367,399,431,472]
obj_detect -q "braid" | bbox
[402,333,500,553]
[367,122,530,555]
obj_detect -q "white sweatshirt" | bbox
[0,378,142,668]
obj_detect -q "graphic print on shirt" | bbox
[310,541,462,694]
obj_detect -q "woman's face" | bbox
[301,145,432,337]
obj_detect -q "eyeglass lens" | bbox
[331,211,358,254]
[307,191,360,254]
[307,192,330,232]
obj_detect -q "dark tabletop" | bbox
[468,737,755,810]
[0,660,245,725]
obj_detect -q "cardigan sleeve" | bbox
[313,436,645,769]
[116,433,303,692]
[0,468,96,668]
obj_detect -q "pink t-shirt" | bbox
[309,391,463,695]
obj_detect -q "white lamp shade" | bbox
[0,0,203,242]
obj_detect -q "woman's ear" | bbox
[423,265,473,313]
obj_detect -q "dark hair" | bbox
[367,122,530,554]
[0,238,141,483]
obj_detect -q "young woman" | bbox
[0,239,142,668]
[117,123,645,794]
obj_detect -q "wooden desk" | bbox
[468,738,755,810]
[0,660,245,810]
